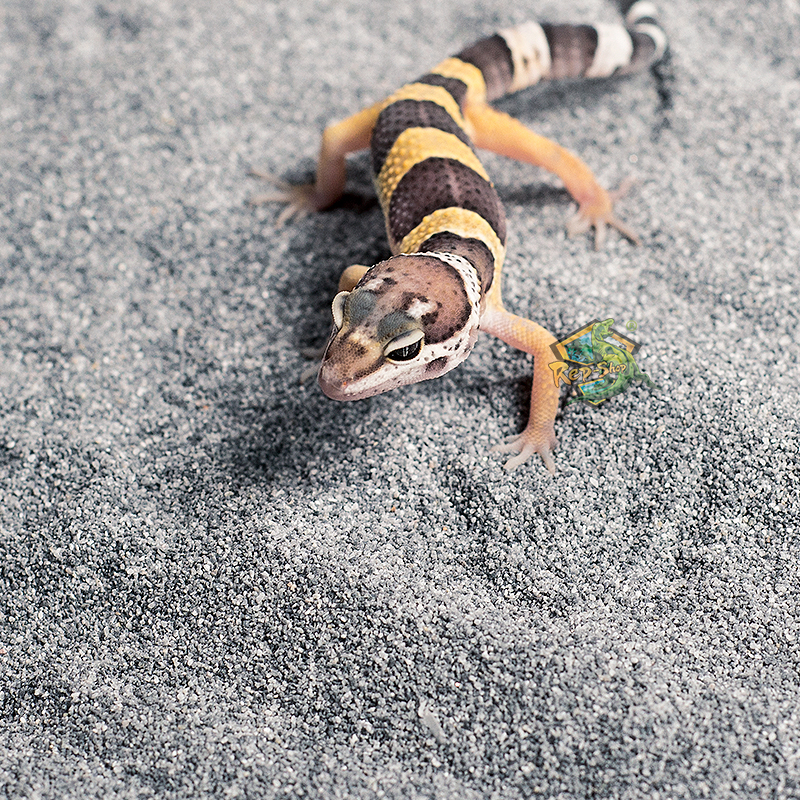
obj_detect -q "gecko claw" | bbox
[248,170,320,226]
[492,429,558,474]
[566,178,640,249]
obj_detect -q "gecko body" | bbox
[259,1,667,471]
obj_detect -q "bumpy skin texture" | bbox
[263,1,667,471]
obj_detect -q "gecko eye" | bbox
[330,291,350,329]
[387,340,422,361]
[385,330,424,362]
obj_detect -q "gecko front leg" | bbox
[480,292,560,473]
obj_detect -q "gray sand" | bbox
[1,0,798,797]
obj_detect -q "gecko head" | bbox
[318,253,482,401]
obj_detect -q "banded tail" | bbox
[456,0,668,101]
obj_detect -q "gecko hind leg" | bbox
[248,101,383,226]
[465,103,642,250]
[565,177,640,249]
[248,170,320,226]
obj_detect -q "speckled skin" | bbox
[272,2,667,471]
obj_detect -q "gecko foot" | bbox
[248,170,321,226]
[491,424,558,474]
[566,178,640,250]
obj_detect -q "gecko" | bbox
[254,1,667,472]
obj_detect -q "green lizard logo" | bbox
[549,318,658,406]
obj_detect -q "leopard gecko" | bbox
[256,1,667,472]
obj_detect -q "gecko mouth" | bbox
[318,364,377,401]
[318,373,357,401]
[318,355,415,401]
